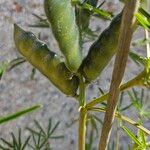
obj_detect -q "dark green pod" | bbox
[79,12,122,82]
[14,24,79,96]
[44,0,82,73]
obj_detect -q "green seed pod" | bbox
[14,24,79,96]
[44,0,82,73]
[79,12,122,82]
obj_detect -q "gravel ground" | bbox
[0,0,150,149]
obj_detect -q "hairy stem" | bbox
[98,1,140,149]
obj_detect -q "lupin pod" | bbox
[79,12,122,82]
[44,0,82,73]
[14,24,79,96]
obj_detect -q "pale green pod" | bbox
[14,24,79,96]
[44,0,82,72]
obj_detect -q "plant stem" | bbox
[145,0,150,58]
[78,75,86,106]
[78,75,87,150]
[145,29,150,58]
[88,107,150,135]
[78,107,87,150]
[98,1,140,149]
[85,70,144,109]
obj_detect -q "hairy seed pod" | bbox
[14,24,79,96]
[79,12,122,82]
[44,0,82,73]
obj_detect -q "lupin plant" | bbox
[0,0,149,149]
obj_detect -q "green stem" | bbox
[78,75,87,150]
[88,107,150,135]
[78,75,86,106]
[85,70,144,109]
[78,107,87,150]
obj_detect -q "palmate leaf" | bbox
[0,129,30,150]
[122,126,150,149]
[129,51,146,66]
[27,118,63,149]
[117,91,132,112]
[0,118,62,150]
[119,103,133,112]
[127,88,150,120]
[0,105,41,124]
[128,91,142,111]
[122,126,144,147]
